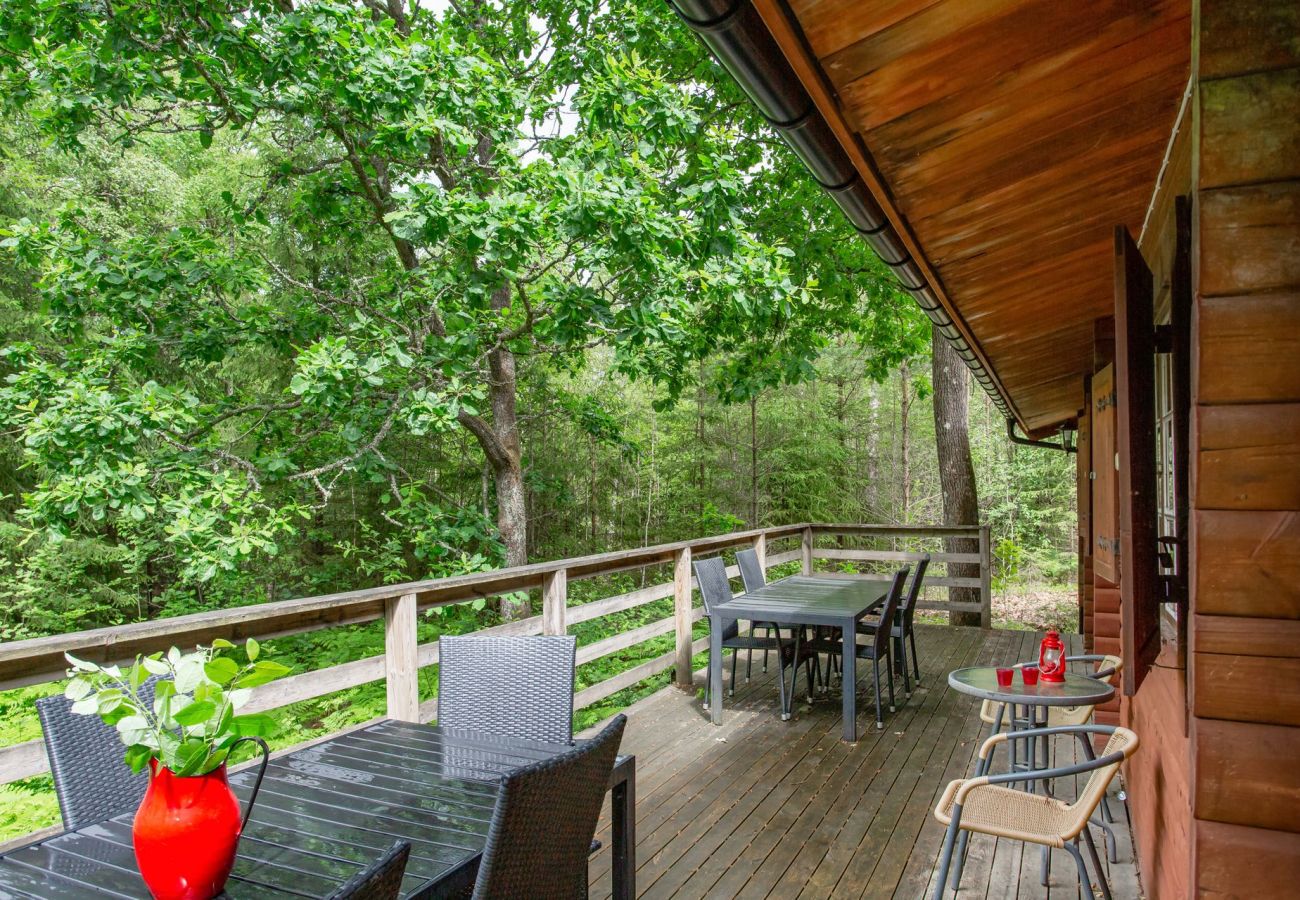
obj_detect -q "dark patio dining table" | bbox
[0,720,636,900]
[707,575,888,742]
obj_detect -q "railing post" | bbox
[979,524,993,628]
[753,532,767,574]
[542,568,567,636]
[801,526,814,576]
[673,547,694,689]
[384,592,419,722]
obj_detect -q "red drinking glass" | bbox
[995,667,1014,688]
[1021,665,1040,686]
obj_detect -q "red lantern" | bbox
[1038,630,1067,683]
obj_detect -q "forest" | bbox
[0,0,1075,839]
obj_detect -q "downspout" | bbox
[1006,419,1077,454]
[666,0,1013,420]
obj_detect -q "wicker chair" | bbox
[36,678,158,830]
[470,714,627,900]
[859,554,929,696]
[328,840,411,900]
[735,547,780,678]
[437,635,577,745]
[695,556,804,718]
[932,725,1138,900]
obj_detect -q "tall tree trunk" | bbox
[900,361,912,523]
[931,325,982,626]
[488,343,529,618]
[750,394,759,526]
[866,382,880,517]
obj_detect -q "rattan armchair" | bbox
[36,678,159,830]
[469,714,627,900]
[932,724,1138,900]
[437,635,577,745]
[328,840,411,900]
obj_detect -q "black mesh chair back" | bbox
[869,567,910,657]
[471,714,627,900]
[437,635,577,745]
[736,548,766,593]
[900,554,930,629]
[694,556,739,641]
[328,840,410,900]
[36,677,158,830]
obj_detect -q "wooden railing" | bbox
[0,521,990,796]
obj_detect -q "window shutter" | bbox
[1114,225,1161,695]
[1091,364,1118,585]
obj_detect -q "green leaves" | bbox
[61,641,288,776]
[203,657,240,685]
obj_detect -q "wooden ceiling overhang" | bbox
[744,0,1192,434]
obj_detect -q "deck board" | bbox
[586,625,1139,899]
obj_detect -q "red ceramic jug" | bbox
[133,738,268,900]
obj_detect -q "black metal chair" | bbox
[854,567,909,730]
[36,678,158,830]
[469,714,627,900]
[859,553,929,696]
[437,635,577,745]
[328,840,411,900]
[695,556,808,719]
[736,547,780,678]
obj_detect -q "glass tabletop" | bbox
[947,666,1116,706]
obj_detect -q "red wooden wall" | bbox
[1189,1,1300,894]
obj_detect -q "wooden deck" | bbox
[586,625,1140,899]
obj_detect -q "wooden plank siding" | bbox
[1189,1,1300,895]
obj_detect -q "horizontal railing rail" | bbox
[0,521,991,797]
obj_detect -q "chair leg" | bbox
[872,658,884,730]
[1091,814,1119,863]
[885,646,896,713]
[898,633,912,697]
[953,831,971,890]
[932,814,962,900]
[1039,844,1050,885]
[729,647,737,697]
[746,626,754,682]
[1083,826,1113,900]
[703,650,710,706]
[1065,839,1094,900]
[978,705,1006,777]
[910,629,921,683]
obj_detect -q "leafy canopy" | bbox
[0,0,923,587]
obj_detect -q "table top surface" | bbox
[947,666,1116,706]
[0,721,630,899]
[711,575,887,625]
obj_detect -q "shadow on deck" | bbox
[587,625,1140,899]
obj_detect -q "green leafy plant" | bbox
[63,640,289,777]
